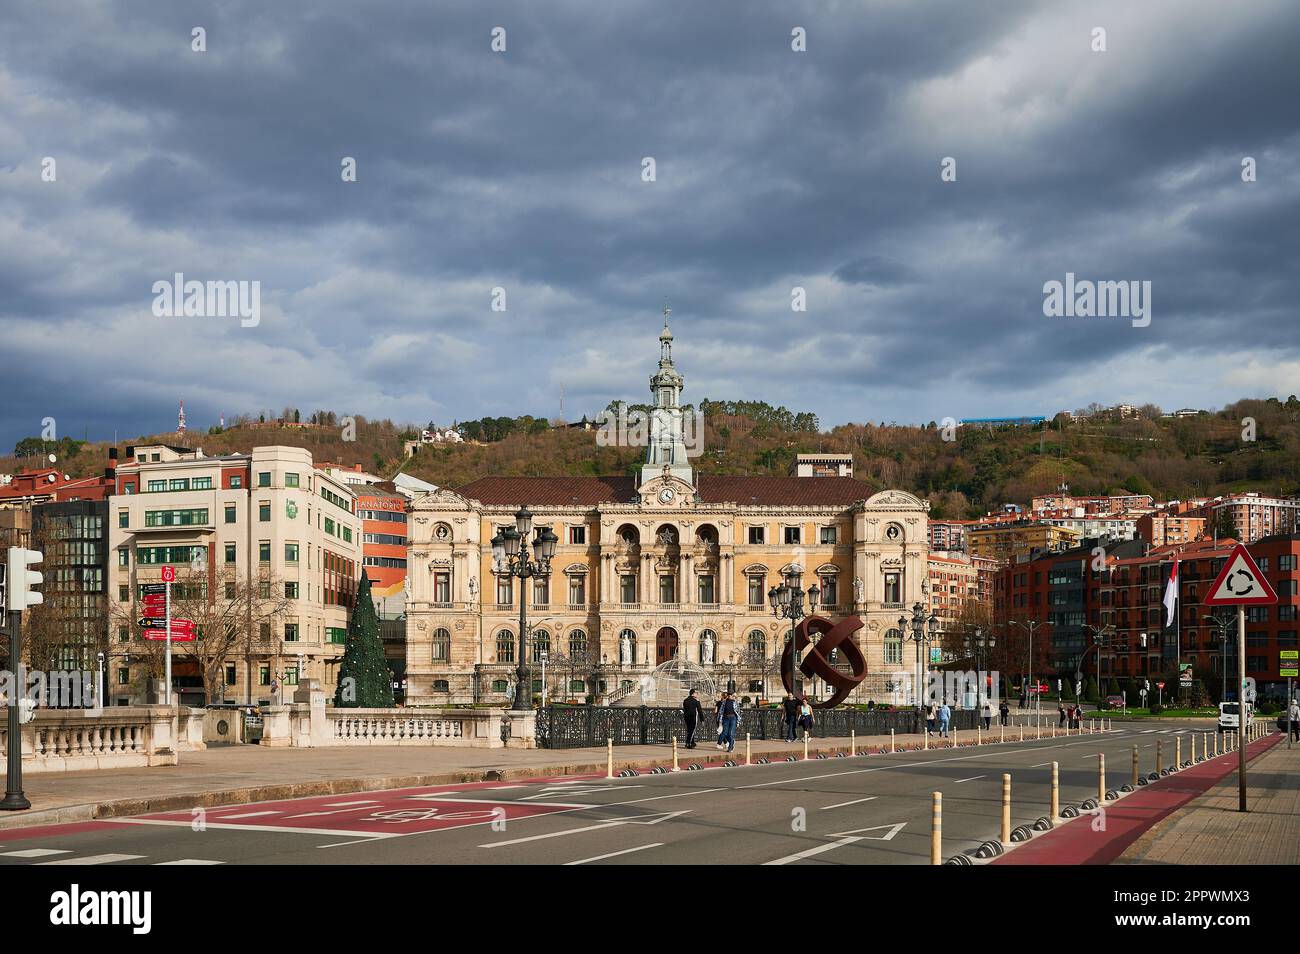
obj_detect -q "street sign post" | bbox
[1203,544,1278,812]
[160,568,176,704]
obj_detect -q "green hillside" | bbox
[5,396,1298,520]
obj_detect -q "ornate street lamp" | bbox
[491,506,558,712]
[900,601,939,719]
[769,565,819,699]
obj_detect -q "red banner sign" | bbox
[143,628,196,642]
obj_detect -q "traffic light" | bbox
[5,547,43,611]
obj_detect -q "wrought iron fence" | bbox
[535,705,981,749]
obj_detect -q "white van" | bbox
[1217,701,1251,733]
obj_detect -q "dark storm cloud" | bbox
[1,0,1298,453]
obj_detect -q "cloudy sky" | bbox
[2,0,1298,451]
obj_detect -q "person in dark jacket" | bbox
[781,694,800,742]
[717,692,740,752]
[681,689,703,748]
[1058,703,1067,728]
[999,700,1010,727]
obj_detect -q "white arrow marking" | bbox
[287,808,368,818]
[828,822,906,840]
[766,823,907,864]
[479,810,690,848]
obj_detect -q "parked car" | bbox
[1218,701,1252,733]
[1104,695,1125,710]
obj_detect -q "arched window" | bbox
[884,628,903,666]
[496,630,515,664]
[432,628,451,662]
[747,629,766,656]
[568,629,588,658]
[531,629,551,663]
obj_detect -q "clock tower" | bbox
[640,306,695,488]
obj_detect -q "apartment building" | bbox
[1195,492,1300,544]
[968,521,1082,562]
[1136,512,1206,548]
[107,444,361,705]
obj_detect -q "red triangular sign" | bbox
[1203,544,1278,605]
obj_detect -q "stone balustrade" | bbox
[0,705,184,773]
[255,680,536,748]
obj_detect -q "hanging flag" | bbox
[1163,558,1178,628]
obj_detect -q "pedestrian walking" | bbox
[798,699,815,739]
[982,701,993,731]
[1289,699,1298,742]
[938,702,952,738]
[781,693,800,742]
[1058,703,1067,728]
[926,702,937,736]
[999,700,1010,727]
[716,692,740,753]
[682,689,703,749]
[867,699,876,712]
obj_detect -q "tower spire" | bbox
[641,303,692,487]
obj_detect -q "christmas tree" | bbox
[333,571,394,708]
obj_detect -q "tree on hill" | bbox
[333,572,394,708]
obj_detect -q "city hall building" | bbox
[405,320,931,706]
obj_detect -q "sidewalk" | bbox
[996,732,1282,865]
[0,726,988,830]
[1116,734,1300,865]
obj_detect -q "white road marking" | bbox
[519,786,642,801]
[109,818,402,839]
[219,811,281,819]
[480,810,691,848]
[954,776,985,783]
[1032,762,1052,768]
[1,848,71,858]
[323,800,380,807]
[828,822,906,840]
[405,796,597,809]
[765,837,862,865]
[564,843,663,865]
[819,796,877,810]
[155,859,224,865]
[39,853,144,866]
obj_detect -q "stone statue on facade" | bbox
[620,632,632,665]
[700,631,714,664]
[853,576,864,603]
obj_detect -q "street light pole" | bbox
[901,602,939,730]
[491,507,557,712]
[769,565,819,701]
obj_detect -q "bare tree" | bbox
[109,562,294,704]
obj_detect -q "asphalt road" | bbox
[0,721,1215,865]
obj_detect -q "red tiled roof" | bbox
[453,474,874,507]
[697,475,870,506]
[455,476,638,506]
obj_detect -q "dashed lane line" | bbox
[38,853,144,866]
[820,796,878,810]
[563,843,663,865]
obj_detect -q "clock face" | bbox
[658,487,675,503]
